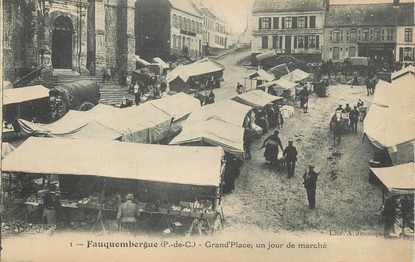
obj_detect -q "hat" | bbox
[126,194,134,200]
[346,103,349,105]
[308,165,315,169]
[288,140,293,144]
[338,104,342,107]
[274,130,279,135]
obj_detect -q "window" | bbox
[362,29,369,41]
[179,16,183,28]
[370,29,373,41]
[329,30,333,42]
[381,29,385,41]
[387,29,394,41]
[262,36,268,49]
[309,16,316,28]
[373,29,381,41]
[304,35,309,49]
[333,29,340,42]
[404,47,412,61]
[349,46,356,57]
[298,35,304,48]
[178,36,182,48]
[173,35,176,48]
[192,21,195,32]
[259,17,271,29]
[279,36,283,49]
[294,36,297,49]
[309,35,316,48]
[298,16,305,28]
[333,47,340,60]
[292,17,297,29]
[358,29,361,41]
[347,29,355,42]
[346,30,349,42]
[405,28,413,42]
[173,14,177,27]
[340,30,343,42]
[273,17,279,29]
[272,36,279,49]
[285,17,292,29]
[316,35,320,49]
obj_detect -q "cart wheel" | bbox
[79,102,95,111]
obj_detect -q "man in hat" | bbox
[349,106,360,134]
[335,105,345,113]
[283,141,298,178]
[303,165,318,209]
[117,194,140,235]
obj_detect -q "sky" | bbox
[199,0,414,34]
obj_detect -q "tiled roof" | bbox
[169,0,202,18]
[325,3,414,27]
[252,0,325,13]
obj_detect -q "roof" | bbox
[246,69,275,82]
[232,89,283,108]
[325,3,414,27]
[2,137,224,187]
[370,162,415,195]
[253,0,324,13]
[3,85,49,105]
[186,100,252,127]
[268,63,290,79]
[170,118,245,158]
[261,78,298,90]
[169,0,202,18]
[150,92,201,120]
[167,59,225,83]
[280,69,310,82]
[391,65,415,81]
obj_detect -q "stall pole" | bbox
[90,178,107,235]
[9,173,12,206]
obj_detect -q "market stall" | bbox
[3,85,50,131]
[268,63,290,79]
[167,59,224,92]
[258,79,298,101]
[185,100,252,127]
[2,137,226,236]
[370,163,415,238]
[243,69,275,91]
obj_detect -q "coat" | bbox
[117,201,140,223]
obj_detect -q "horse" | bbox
[330,112,343,146]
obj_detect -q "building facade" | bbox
[3,0,135,83]
[135,0,202,61]
[251,0,326,65]
[214,18,228,49]
[323,1,414,63]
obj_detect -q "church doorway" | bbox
[52,16,73,69]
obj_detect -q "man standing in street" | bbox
[349,106,360,134]
[303,165,318,209]
[283,140,298,178]
[133,82,141,106]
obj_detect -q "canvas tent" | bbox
[364,74,415,165]
[185,100,252,127]
[170,119,245,159]
[391,65,415,81]
[150,92,200,121]
[370,162,415,195]
[3,85,49,105]
[167,59,224,84]
[349,57,369,67]
[232,90,283,108]
[2,137,224,187]
[280,69,311,82]
[17,103,174,144]
[2,143,15,159]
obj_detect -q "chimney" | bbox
[393,0,400,8]
[325,0,330,11]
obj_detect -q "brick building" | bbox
[323,0,414,63]
[3,0,135,83]
[135,0,203,61]
[251,0,326,65]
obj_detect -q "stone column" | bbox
[126,0,136,73]
[25,0,39,70]
[40,0,53,74]
[94,0,107,75]
[79,6,89,75]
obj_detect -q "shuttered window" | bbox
[273,17,279,29]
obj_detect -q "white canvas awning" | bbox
[2,137,224,187]
[370,162,415,195]
[3,85,49,105]
[150,92,201,120]
[185,100,252,127]
[170,118,245,158]
[245,69,275,82]
[166,59,224,83]
[280,69,310,82]
[391,65,415,81]
[232,89,283,108]
[260,79,297,90]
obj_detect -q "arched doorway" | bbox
[52,16,73,69]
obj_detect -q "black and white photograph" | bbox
[1,0,414,261]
